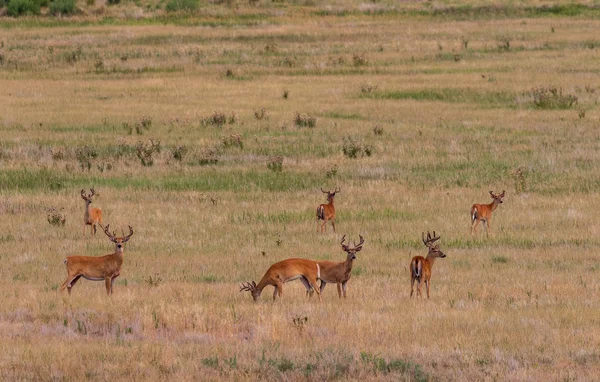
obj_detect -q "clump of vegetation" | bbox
[294,112,316,128]
[196,148,219,166]
[360,84,378,94]
[201,111,233,128]
[123,116,152,135]
[170,145,188,162]
[373,125,383,136]
[50,147,65,161]
[277,56,297,68]
[326,164,338,178]
[7,0,41,16]
[292,315,308,333]
[50,0,76,15]
[254,107,268,121]
[497,36,511,51]
[528,86,577,109]
[360,352,428,379]
[222,134,243,149]
[145,273,163,287]
[64,47,83,64]
[225,68,235,78]
[264,42,277,54]
[136,139,161,167]
[93,58,104,73]
[47,208,66,227]
[76,145,98,171]
[352,53,368,66]
[267,156,284,172]
[512,167,528,194]
[342,137,373,158]
[282,89,289,99]
[578,109,586,119]
[165,0,198,12]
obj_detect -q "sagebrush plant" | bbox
[170,145,188,162]
[46,208,66,227]
[342,136,372,158]
[136,139,161,166]
[267,155,284,172]
[222,134,243,149]
[49,0,76,15]
[528,86,577,109]
[254,107,268,121]
[293,112,316,128]
[75,145,98,171]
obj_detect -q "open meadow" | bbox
[1,1,600,380]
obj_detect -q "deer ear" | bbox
[354,246,363,252]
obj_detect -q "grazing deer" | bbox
[81,188,103,237]
[316,187,340,233]
[470,190,505,236]
[308,235,364,298]
[410,231,447,298]
[240,258,322,302]
[60,224,134,295]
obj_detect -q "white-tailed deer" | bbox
[60,224,133,295]
[81,188,103,236]
[470,190,505,236]
[410,231,446,298]
[309,235,364,298]
[316,187,339,233]
[240,258,322,302]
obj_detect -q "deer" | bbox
[316,187,340,233]
[306,235,364,299]
[410,231,447,298]
[240,258,322,302]
[60,224,134,296]
[470,190,505,236]
[81,188,103,237]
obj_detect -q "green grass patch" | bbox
[363,88,516,108]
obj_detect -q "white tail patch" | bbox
[317,205,325,220]
[412,260,422,278]
[63,258,68,265]
[471,207,478,222]
[316,263,321,280]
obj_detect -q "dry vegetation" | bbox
[1,1,600,380]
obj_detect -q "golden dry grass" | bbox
[1,2,600,380]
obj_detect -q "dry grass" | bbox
[1,2,600,380]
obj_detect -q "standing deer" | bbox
[60,224,134,295]
[470,190,505,236]
[240,258,322,302]
[316,187,340,233]
[308,235,364,298]
[81,188,103,237]
[410,231,447,298]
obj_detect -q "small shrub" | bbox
[512,167,527,194]
[254,107,268,121]
[165,0,197,11]
[222,134,243,149]
[492,256,509,264]
[461,36,469,49]
[342,137,372,158]
[86,0,95,5]
[65,47,83,64]
[267,156,283,172]
[292,315,308,332]
[277,56,297,68]
[264,42,277,54]
[578,109,586,119]
[201,111,227,127]
[528,86,577,109]
[497,36,511,51]
[373,125,383,136]
[282,89,289,99]
[107,0,120,4]
[94,58,104,73]
[50,0,77,15]
[352,53,368,66]
[7,0,41,16]
[293,112,316,128]
[0,51,4,66]
[225,68,234,78]
[47,208,66,227]
[325,164,338,178]
[196,148,219,166]
[50,147,65,161]
[76,145,98,171]
[170,145,188,162]
[227,112,238,124]
[360,84,378,94]
[136,139,161,167]
[145,273,162,287]
[136,116,152,134]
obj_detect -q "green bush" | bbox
[165,0,198,12]
[107,0,120,4]
[50,0,76,15]
[7,0,41,16]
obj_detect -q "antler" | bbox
[239,281,256,292]
[122,226,134,243]
[321,188,329,194]
[102,224,117,243]
[422,231,440,247]
[340,235,349,251]
[354,235,365,249]
[80,189,88,200]
[334,187,340,194]
[89,188,96,198]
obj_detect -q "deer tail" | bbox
[471,206,478,223]
[412,259,422,279]
[63,258,68,265]
[317,205,324,220]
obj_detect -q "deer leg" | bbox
[61,274,81,295]
[410,276,415,297]
[105,277,112,295]
[307,277,321,302]
[321,219,327,233]
[300,276,313,297]
[486,219,492,237]
[331,219,336,233]
[111,274,119,294]
[426,280,430,299]
[471,219,480,235]
[336,283,342,298]
[342,282,348,298]
[92,223,97,236]
[319,281,327,294]
[417,279,422,298]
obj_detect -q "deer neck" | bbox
[489,199,500,211]
[425,254,436,268]
[84,202,92,221]
[113,248,125,262]
[343,256,354,278]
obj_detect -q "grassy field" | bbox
[1,1,600,380]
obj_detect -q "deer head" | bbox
[340,234,364,260]
[489,190,505,204]
[101,224,134,252]
[321,187,340,202]
[422,231,446,258]
[240,281,260,302]
[80,188,97,205]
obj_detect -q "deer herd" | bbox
[61,187,505,301]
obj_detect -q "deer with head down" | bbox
[410,231,446,299]
[316,187,340,233]
[81,188,103,237]
[60,224,134,295]
[240,258,322,302]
